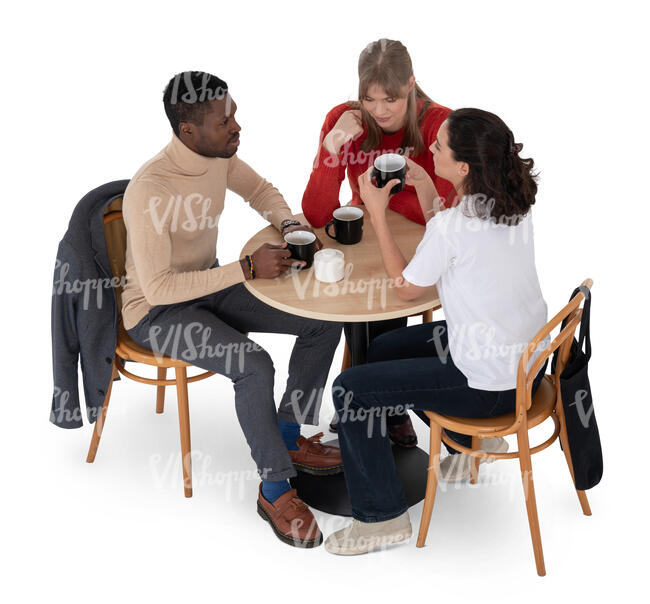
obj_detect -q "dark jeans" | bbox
[332,321,547,522]
[343,317,408,426]
[128,280,342,481]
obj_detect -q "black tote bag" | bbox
[551,286,603,490]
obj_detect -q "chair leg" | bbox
[341,342,351,373]
[86,362,118,463]
[156,367,166,414]
[417,422,442,547]
[557,412,592,516]
[470,436,480,484]
[517,426,546,576]
[422,303,441,324]
[175,367,193,498]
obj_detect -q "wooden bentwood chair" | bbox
[416,279,594,576]
[86,197,220,498]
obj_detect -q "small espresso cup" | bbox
[284,230,317,270]
[371,153,406,195]
[325,206,364,245]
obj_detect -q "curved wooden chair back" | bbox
[102,198,127,316]
[511,278,592,432]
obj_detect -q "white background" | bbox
[2,0,648,601]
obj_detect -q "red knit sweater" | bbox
[301,100,455,227]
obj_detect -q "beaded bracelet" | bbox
[245,254,255,279]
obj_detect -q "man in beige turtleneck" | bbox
[123,72,343,548]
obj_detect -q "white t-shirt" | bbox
[402,197,549,391]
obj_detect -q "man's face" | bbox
[179,93,241,158]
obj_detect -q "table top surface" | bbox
[239,208,440,322]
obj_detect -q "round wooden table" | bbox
[240,207,439,516]
[240,207,439,322]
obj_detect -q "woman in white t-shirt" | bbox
[325,108,549,556]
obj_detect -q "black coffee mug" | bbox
[371,153,406,195]
[284,230,316,269]
[325,206,364,245]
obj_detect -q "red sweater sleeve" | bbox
[301,105,350,227]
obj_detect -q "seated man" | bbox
[122,71,343,548]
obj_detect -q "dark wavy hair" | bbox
[446,108,539,225]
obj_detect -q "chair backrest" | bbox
[513,278,593,423]
[103,197,127,319]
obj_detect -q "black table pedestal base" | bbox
[290,439,429,517]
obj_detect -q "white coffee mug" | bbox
[313,249,345,283]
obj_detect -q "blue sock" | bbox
[278,420,300,451]
[262,479,291,503]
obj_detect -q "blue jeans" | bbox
[332,321,547,522]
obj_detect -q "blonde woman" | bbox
[302,39,456,446]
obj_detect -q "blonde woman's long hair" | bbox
[350,39,433,156]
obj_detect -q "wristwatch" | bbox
[280,219,301,233]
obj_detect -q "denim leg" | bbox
[368,321,450,363]
[332,354,500,522]
[343,318,409,426]
[369,321,463,447]
[417,357,550,454]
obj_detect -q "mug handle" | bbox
[325,220,337,240]
[370,168,381,188]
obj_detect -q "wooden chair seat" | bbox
[116,322,191,368]
[430,375,556,437]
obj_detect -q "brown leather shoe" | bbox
[388,416,418,448]
[257,486,322,548]
[289,432,343,475]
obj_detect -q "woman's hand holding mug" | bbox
[405,157,446,216]
[358,166,400,220]
[404,157,433,189]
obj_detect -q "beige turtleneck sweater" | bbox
[121,135,296,330]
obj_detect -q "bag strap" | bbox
[566,285,592,361]
[577,285,592,360]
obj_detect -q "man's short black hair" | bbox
[163,71,228,136]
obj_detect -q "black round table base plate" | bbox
[289,439,429,517]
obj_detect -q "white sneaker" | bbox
[325,512,412,555]
[438,437,509,482]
